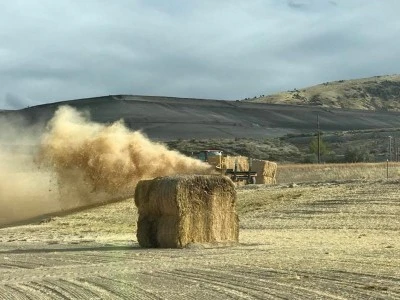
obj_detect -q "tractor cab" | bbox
[194,150,223,162]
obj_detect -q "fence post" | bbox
[387,159,389,180]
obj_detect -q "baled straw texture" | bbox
[251,160,278,184]
[222,156,249,171]
[135,175,238,248]
[218,156,277,184]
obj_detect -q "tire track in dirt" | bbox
[150,269,269,299]
[6,273,177,300]
[0,261,129,285]
[303,273,398,300]
[82,276,162,300]
[232,266,399,299]
[0,257,164,299]
[1,253,398,299]
[3,283,41,300]
[0,247,144,280]
[149,268,342,299]
[0,285,18,300]
[3,278,111,300]
[0,254,398,299]
[23,281,71,299]
[147,265,398,300]
[55,278,111,299]
[0,259,47,269]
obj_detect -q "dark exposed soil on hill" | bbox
[2,94,400,140]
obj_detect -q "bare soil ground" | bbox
[0,180,399,299]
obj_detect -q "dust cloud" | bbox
[0,106,213,228]
[0,114,60,227]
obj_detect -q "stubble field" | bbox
[0,176,399,299]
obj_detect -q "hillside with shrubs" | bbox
[246,74,400,111]
[167,127,400,164]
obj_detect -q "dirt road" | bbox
[0,180,399,299]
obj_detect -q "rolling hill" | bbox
[246,74,400,111]
[3,74,400,162]
[2,94,400,141]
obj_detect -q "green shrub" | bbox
[344,146,374,163]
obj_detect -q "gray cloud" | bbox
[287,0,309,9]
[1,0,400,109]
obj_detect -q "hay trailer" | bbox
[192,150,257,184]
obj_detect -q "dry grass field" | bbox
[277,162,400,184]
[0,165,399,299]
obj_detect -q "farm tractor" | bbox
[193,150,257,184]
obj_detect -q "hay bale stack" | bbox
[222,156,249,171]
[220,156,277,184]
[134,175,238,248]
[207,155,223,169]
[251,160,278,184]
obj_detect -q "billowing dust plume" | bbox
[38,106,213,203]
[0,114,60,226]
[0,106,213,227]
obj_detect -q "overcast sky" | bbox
[1,0,400,109]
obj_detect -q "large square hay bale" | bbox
[223,156,249,171]
[251,160,278,184]
[134,175,238,248]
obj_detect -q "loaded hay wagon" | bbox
[192,150,277,185]
[192,150,257,184]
